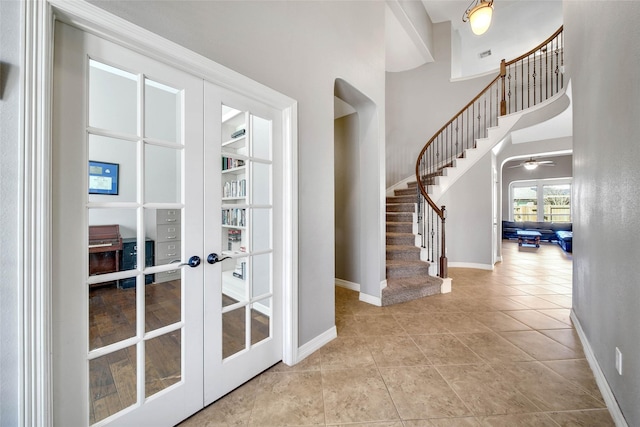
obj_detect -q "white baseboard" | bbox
[441,277,452,294]
[448,261,494,270]
[380,279,387,290]
[335,278,359,292]
[359,292,382,307]
[296,326,337,364]
[570,311,629,427]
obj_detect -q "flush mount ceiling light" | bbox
[462,0,494,36]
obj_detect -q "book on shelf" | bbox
[231,128,246,139]
[227,229,242,252]
[222,156,245,171]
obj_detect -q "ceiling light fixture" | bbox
[462,0,494,36]
[523,161,538,170]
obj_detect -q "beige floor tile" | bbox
[503,310,570,330]
[510,285,562,295]
[268,351,322,373]
[537,308,573,325]
[180,376,260,426]
[393,312,450,335]
[475,297,530,311]
[318,336,376,371]
[335,314,359,336]
[404,417,481,426]
[455,333,534,363]
[367,335,430,367]
[430,313,493,334]
[331,422,403,427]
[379,366,471,419]
[507,296,563,309]
[536,294,573,308]
[546,409,615,426]
[492,362,606,412]
[477,412,558,426]
[542,359,604,401]
[435,364,540,416]
[539,329,585,355]
[249,371,325,426]
[412,334,484,365]
[470,312,531,332]
[321,367,398,424]
[353,314,407,336]
[499,330,581,360]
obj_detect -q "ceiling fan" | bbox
[508,157,555,170]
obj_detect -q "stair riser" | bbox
[386,213,413,222]
[386,223,412,233]
[386,250,420,261]
[386,264,430,278]
[394,188,415,196]
[386,235,415,245]
[386,203,415,213]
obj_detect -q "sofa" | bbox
[502,220,573,252]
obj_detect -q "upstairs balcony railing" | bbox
[415,26,564,278]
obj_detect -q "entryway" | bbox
[52,20,292,426]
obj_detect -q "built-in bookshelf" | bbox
[219,104,274,339]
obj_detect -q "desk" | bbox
[517,230,541,248]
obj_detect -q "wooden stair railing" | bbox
[415,26,564,278]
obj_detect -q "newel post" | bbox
[500,59,507,116]
[439,206,448,278]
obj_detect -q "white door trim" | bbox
[20,2,298,425]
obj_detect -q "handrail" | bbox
[414,26,564,278]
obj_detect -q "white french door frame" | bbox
[18,1,298,425]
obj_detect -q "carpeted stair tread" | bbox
[394,188,415,196]
[386,222,413,233]
[387,195,415,204]
[386,259,431,278]
[382,276,442,306]
[386,212,413,222]
[386,245,421,261]
[386,232,415,245]
[386,203,415,213]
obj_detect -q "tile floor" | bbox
[180,241,614,426]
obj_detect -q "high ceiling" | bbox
[387,0,563,77]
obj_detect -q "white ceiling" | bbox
[387,0,563,77]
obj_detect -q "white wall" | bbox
[89,0,387,345]
[0,1,21,425]
[565,2,640,425]
[385,21,495,188]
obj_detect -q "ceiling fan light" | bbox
[468,1,493,35]
[523,162,538,170]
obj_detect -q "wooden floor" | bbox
[88,280,269,424]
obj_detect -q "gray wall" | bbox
[565,2,640,425]
[385,21,495,188]
[438,152,494,267]
[89,0,387,345]
[0,1,21,426]
[334,113,361,285]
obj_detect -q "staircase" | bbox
[383,184,441,306]
[381,26,566,306]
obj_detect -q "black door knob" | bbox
[187,255,201,268]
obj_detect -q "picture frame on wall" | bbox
[89,160,119,195]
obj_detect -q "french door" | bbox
[52,22,282,426]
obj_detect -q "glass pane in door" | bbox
[145,330,182,397]
[145,78,181,143]
[222,306,246,359]
[89,60,137,135]
[89,345,137,424]
[88,135,136,203]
